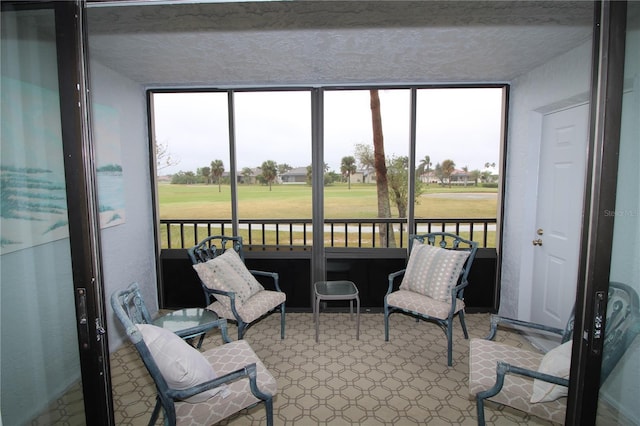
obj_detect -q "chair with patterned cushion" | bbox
[188,235,286,340]
[384,232,478,366]
[469,281,640,425]
[111,282,277,426]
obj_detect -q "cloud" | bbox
[153,87,502,175]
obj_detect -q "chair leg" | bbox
[383,303,390,341]
[238,321,247,340]
[149,397,162,426]
[315,294,321,343]
[476,396,486,426]
[459,310,469,339]
[280,303,286,339]
[446,322,453,366]
[264,397,274,426]
[195,333,206,349]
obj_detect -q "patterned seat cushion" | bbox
[208,290,286,323]
[386,289,464,319]
[174,340,277,426]
[469,338,567,424]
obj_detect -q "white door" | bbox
[531,103,589,336]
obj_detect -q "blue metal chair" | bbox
[111,282,277,426]
[112,281,219,349]
[384,232,479,366]
[470,281,640,425]
[188,235,286,340]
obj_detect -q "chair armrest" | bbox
[485,315,566,340]
[175,317,232,345]
[168,362,271,402]
[249,270,282,292]
[452,279,470,295]
[442,279,470,316]
[203,287,243,323]
[475,361,569,402]
[387,269,406,295]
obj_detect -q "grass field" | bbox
[158,183,499,248]
[158,183,498,219]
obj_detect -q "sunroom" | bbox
[2,1,639,424]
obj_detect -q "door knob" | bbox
[537,228,544,235]
[532,238,543,246]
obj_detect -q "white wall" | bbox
[500,41,592,319]
[89,61,158,350]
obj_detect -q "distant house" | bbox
[350,170,364,183]
[358,168,376,184]
[281,167,308,184]
[222,170,242,183]
[419,169,473,185]
[222,167,263,184]
[419,171,439,184]
[449,169,471,185]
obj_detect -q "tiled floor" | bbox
[109,312,555,425]
[33,312,563,425]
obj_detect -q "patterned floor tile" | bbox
[32,312,571,425]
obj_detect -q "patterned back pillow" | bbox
[399,241,470,303]
[192,249,264,308]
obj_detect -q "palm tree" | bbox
[261,160,278,191]
[341,156,357,189]
[441,159,456,187]
[241,167,253,184]
[200,166,211,184]
[470,169,481,186]
[210,159,224,192]
[484,162,496,169]
[278,163,292,178]
[370,89,395,247]
[417,155,432,184]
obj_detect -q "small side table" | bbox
[314,280,360,343]
[153,308,220,349]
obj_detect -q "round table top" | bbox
[152,308,219,337]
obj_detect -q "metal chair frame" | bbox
[473,281,640,425]
[188,235,286,340]
[111,282,275,426]
[384,232,479,366]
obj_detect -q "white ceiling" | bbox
[86,1,594,88]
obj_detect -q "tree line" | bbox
[169,154,496,190]
[170,160,290,190]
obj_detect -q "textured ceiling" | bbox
[86,1,594,87]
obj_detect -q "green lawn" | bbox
[158,183,498,219]
[158,183,498,248]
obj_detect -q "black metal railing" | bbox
[160,218,497,249]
